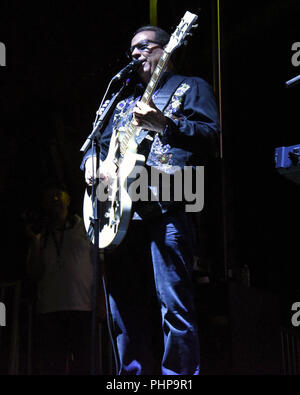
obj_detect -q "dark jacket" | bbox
[81,72,220,217]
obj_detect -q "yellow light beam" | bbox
[150,0,158,26]
[217,0,223,158]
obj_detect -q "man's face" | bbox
[130,30,164,84]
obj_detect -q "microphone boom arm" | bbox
[80,79,129,153]
[111,58,143,81]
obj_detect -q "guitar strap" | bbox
[136,74,186,146]
[152,74,186,112]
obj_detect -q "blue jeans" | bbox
[106,209,200,375]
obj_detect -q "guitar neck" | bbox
[120,50,170,156]
[140,51,170,105]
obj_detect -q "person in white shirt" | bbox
[26,182,104,374]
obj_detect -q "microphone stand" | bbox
[80,80,129,154]
[80,78,129,375]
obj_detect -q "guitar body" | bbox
[83,127,145,249]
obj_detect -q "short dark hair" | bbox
[132,25,170,47]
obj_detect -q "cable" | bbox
[101,267,120,374]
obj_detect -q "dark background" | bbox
[1,0,300,374]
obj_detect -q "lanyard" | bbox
[43,224,66,267]
[50,227,65,260]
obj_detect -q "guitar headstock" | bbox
[164,11,198,55]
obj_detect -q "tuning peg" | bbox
[192,24,198,29]
[186,33,193,37]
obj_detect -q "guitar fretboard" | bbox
[120,51,170,156]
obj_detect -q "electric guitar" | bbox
[83,10,198,249]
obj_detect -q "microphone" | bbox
[112,59,143,81]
